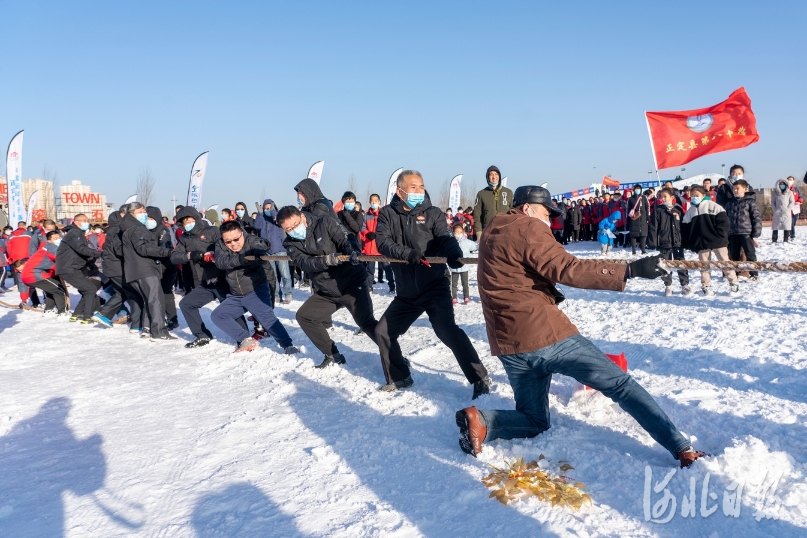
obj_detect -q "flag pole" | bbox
[644,112,662,186]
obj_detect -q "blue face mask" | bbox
[634,189,641,196]
[404,192,425,208]
[288,222,307,240]
[370,203,379,210]
[136,213,149,225]
[780,184,787,191]
[297,196,304,208]
[264,209,272,217]
[344,202,355,211]
[691,196,703,206]
[184,222,196,232]
[146,219,157,230]
[79,221,90,231]
[236,209,245,218]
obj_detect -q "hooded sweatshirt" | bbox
[294,178,338,220]
[252,198,285,252]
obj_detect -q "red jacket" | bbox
[360,207,381,255]
[22,244,57,285]
[7,228,32,263]
[580,206,591,225]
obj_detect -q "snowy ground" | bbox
[1,227,806,537]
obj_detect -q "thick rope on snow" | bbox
[252,255,807,273]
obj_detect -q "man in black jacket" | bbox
[121,203,176,340]
[171,206,249,348]
[94,209,143,328]
[211,220,298,354]
[147,206,179,329]
[375,170,491,398]
[55,213,103,323]
[278,205,377,368]
[337,191,364,241]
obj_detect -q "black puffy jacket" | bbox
[294,178,338,220]
[101,212,124,278]
[56,224,102,275]
[376,193,462,299]
[648,203,684,249]
[283,213,364,298]
[147,207,175,275]
[725,194,762,237]
[120,213,172,281]
[170,206,227,288]
[214,232,272,297]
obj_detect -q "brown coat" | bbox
[478,209,627,356]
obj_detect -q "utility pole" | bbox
[171,195,177,218]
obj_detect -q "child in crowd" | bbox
[597,210,621,255]
[450,223,477,305]
[648,188,690,296]
[725,179,762,282]
[681,185,738,296]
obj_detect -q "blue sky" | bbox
[2,1,805,214]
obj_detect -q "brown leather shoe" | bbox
[677,447,708,468]
[456,406,486,457]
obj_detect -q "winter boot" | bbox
[472,376,492,400]
[664,286,673,297]
[677,446,708,468]
[284,345,300,355]
[377,375,414,392]
[315,353,346,369]
[185,336,211,348]
[235,337,260,353]
[681,285,692,296]
[701,286,715,297]
[456,406,486,457]
[165,318,179,330]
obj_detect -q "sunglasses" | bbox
[223,234,243,245]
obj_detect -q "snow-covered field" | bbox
[1,228,806,537]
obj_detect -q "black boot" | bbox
[315,353,346,369]
[472,376,492,400]
[377,375,414,392]
[185,336,211,348]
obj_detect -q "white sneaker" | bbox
[702,286,715,297]
[681,285,692,296]
[730,283,740,294]
[664,286,673,297]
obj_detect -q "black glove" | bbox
[324,253,342,266]
[446,251,463,269]
[238,253,253,266]
[628,254,668,279]
[406,248,423,265]
[349,251,361,265]
[190,251,204,263]
[365,232,376,241]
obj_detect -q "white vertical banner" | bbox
[124,194,137,204]
[25,190,38,225]
[307,160,325,184]
[448,174,462,211]
[5,130,25,226]
[186,151,209,210]
[386,167,403,205]
[501,176,508,188]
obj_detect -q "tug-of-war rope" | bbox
[252,255,807,273]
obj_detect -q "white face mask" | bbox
[454,233,464,240]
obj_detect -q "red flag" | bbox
[645,87,759,170]
[602,175,620,187]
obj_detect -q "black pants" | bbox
[658,248,689,287]
[366,261,394,288]
[132,276,166,336]
[99,276,140,322]
[630,236,647,254]
[14,271,41,306]
[29,278,67,313]
[179,286,248,338]
[728,235,758,278]
[61,270,101,319]
[791,214,798,238]
[375,282,487,385]
[160,265,178,323]
[771,230,789,243]
[451,272,470,299]
[570,229,580,242]
[296,286,378,355]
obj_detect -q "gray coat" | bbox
[771,179,795,230]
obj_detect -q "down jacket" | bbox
[681,200,729,252]
[725,194,762,237]
[214,232,273,297]
[771,179,795,231]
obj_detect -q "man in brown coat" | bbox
[455,185,706,468]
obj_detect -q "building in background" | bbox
[22,178,57,222]
[56,180,110,222]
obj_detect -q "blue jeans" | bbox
[478,334,689,458]
[271,251,293,300]
[211,283,292,347]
